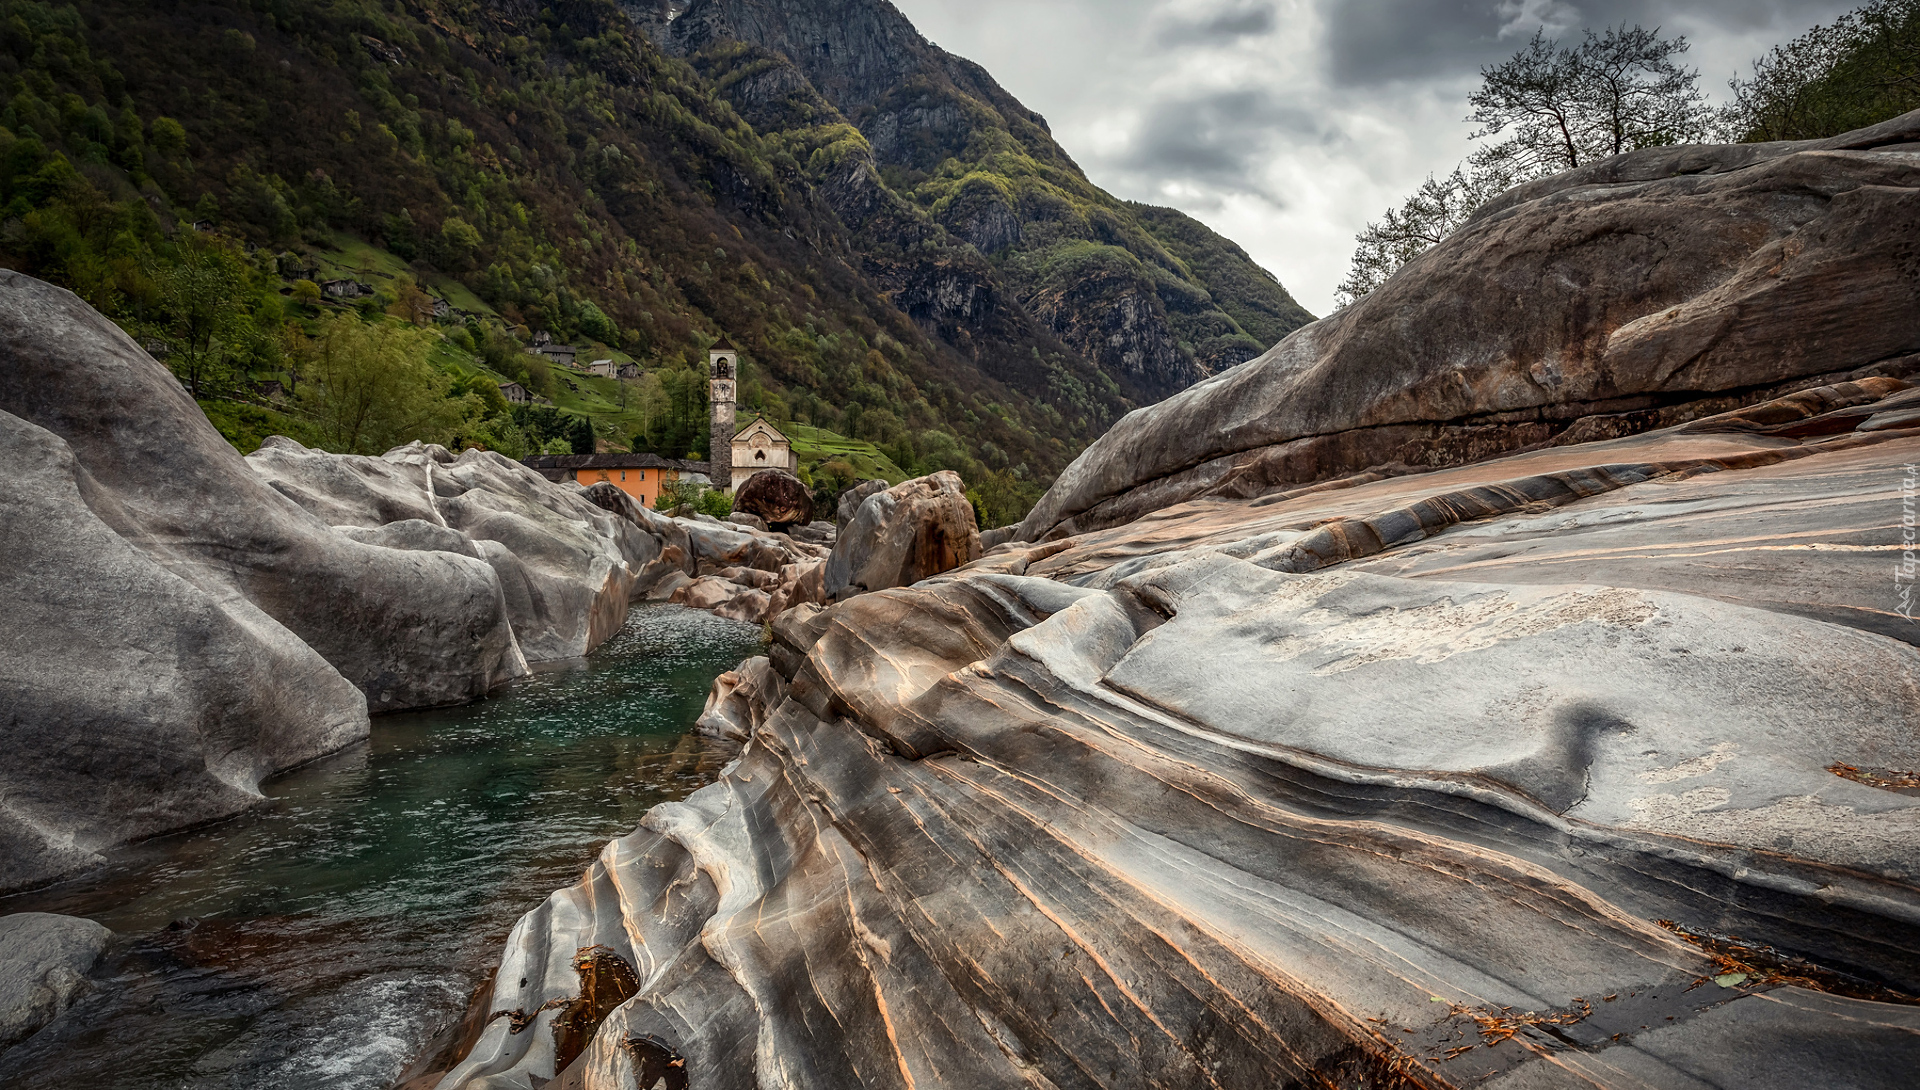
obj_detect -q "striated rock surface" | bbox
[442,379,1920,1089]
[0,914,110,1052]
[823,470,983,601]
[1015,110,1920,544]
[249,438,666,665]
[0,269,805,892]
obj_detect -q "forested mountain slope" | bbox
[631,0,1313,395]
[0,0,1310,521]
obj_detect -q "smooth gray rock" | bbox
[834,478,887,531]
[251,439,665,663]
[445,384,1920,1090]
[823,471,982,601]
[725,510,770,532]
[0,279,384,890]
[0,271,523,720]
[0,914,110,1051]
[1014,111,1920,543]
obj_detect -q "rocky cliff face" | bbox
[439,119,1920,1090]
[632,0,1314,400]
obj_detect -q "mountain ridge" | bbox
[0,0,1308,521]
[630,0,1315,393]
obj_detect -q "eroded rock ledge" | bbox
[1012,110,1920,544]
[438,376,1920,1089]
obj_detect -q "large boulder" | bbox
[823,471,982,601]
[0,273,433,889]
[0,914,110,1052]
[1015,110,1920,542]
[249,439,664,663]
[834,478,887,531]
[0,271,524,717]
[732,469,814,529]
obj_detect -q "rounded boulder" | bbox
[733,470,814,530]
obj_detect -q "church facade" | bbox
[731,415,796,492]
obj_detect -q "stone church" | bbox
[710,337,798,492]
[731,415,796,492]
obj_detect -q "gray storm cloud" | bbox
[893,0,1865,313]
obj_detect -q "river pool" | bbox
[0,604,763,1090]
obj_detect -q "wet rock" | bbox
[823,471,982,601]
[732,469,814,529]
[0,914,111,1051]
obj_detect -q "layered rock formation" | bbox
[439,379,1920,1090]
[1015,110,1920,543]
[441,119,1920,1090]
[0,270,823,892]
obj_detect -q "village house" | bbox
[531,341,579,367]
[587,359,617,379]
[521,452,710,507]
[731,415,798,492]
[321,279,372,299]
[498,381,529,404]
[617,362,641,380]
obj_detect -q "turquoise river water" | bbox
[0,605,764,1090]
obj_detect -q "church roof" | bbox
[710,336,737,353]
[733,414,788,442]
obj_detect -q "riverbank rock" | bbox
[834,478,887,530]
[249,439,665,663]
[732,469,814,529]
[444,120,1920,1089]
[440,386,1920,1090]
[0,272,452,890]
[0,914,111,1051]
[0,272,525,716]
[823,471,982,601]
[1014,109,1920,543]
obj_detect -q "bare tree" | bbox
[1337,24,1709,307]
[1334,165,1513,309]
[1471,26,1708,174]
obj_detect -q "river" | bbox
[0,604,764,1090]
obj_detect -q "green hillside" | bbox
[0,0,1137,523]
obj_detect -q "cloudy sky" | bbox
[889,0,1862,315]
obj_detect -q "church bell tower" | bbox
[709,338,737,491]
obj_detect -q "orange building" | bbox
[522,453,711,507]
